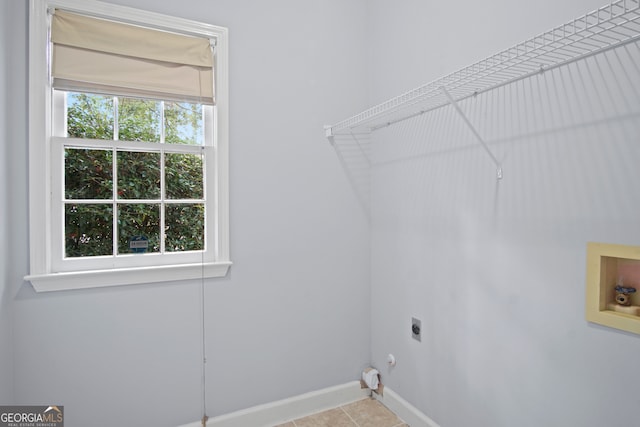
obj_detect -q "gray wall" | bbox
[7,1,370,426]
[7,1,640,426]
[0,0,8,404]
[367,1,640,427]
[0,0,22,406]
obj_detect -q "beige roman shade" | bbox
[51,10,215,104]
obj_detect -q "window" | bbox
[26,0,230,291]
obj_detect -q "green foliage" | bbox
[118,98,161,142]
[166,153,203,199]
[65,204,113,257]
[65,148,113,199]
[165,204,204,251]
[117,151,161,199]
[67,93,113,139]
[63,92,205,258]
[165,101,203,145]
[118,204,160,254]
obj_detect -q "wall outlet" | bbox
[411,317,421,341]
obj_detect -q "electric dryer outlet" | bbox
[411,317,421,341]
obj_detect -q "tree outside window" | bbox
[63,92,205,258]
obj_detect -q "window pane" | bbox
[117,151,161,199]
[65,204,113,257]
[66,92,114,139]
[164,102,203,145]
[117,97,161,142]
[118,204,160,254]
[165,153,203,199]
[165,204,204,252]
[65,148,113,199]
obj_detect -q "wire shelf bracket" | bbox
[440,86,503,180]
[324,0,640,139]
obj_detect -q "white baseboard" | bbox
[178,381,440,427]
[177,381,370,427]
[374,387,441,427]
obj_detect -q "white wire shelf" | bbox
[325,0,640,137]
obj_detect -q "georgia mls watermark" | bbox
[0,406,63,427]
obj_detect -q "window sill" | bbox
[24,261,232,292]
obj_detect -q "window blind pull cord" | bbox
[440,86,503,180]
[200,35,213,425]
[201,247,208,427]
[200,110,208,426]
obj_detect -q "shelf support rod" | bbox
[440,86,503,180]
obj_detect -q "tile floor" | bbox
[273,397,408,427]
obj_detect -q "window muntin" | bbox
[55,90,210,265]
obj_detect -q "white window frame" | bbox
[26,0,231,292]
